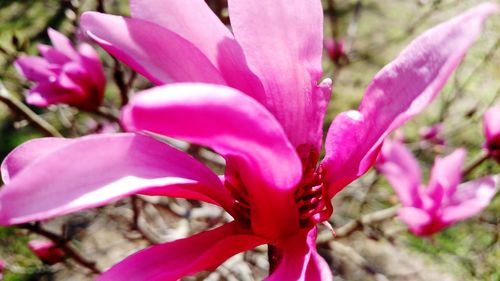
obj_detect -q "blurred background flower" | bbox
[15,28,105,110]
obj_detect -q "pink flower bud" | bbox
[28,240,65,265]
[483,106,500,162]
[419,123,445,146]
[324,38,346,63]
[15,28,106,110]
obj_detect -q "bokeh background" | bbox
[0,0,499,280]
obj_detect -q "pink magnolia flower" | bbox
[484,106,500,162]
[0,1,498,280]
[27,240,65,265]
[324,38,346,63]
[419,123,445,146]
[378,140,498,236]
[15,28,106,110]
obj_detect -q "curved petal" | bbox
[15,56,54,82]
[427,149,466,204]
[122,83,302,238]
[129,0,264,99]
[80,12,225,85]
[441,175,499,224]
[57,62,88,95]
[228,0,329,148]
[0,133,232,225]
[266,227,332,281]
[38,44,71,65]
[377,140,422,207]
[98,222,268,281]
[47,28,79,60]
[1,138,71,184]
[306,251,333,281]
[398,207,432,236]
[323,3,499,197]
[26,83,76,107]
[77,43,106,97]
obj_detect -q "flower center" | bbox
[224,144,333,230]
[294,144,333,229]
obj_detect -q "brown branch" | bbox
[462,152,490,178]
[318,205,400,243]
[328,241,389,278]
[89,108,120,123]
[0,83,62,137]
[96,0,105,13]
[20,223,100,274]
[112,59,130,107]
[128,196,162,244]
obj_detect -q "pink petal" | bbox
[306,251,333,281]
[97,222,268,281]
[0,133,232,225]
[57,62,88,95]
[426,149,466,204]
[266,227,332,281]
[15,56,54,82]
[129,0,264,99]
[322,3,499,197]
[228,0,330,149]
[26,83,76,107]
[1,138,71,183]
[38,44,71,65]
[28,240,65,265]
[398,207,432,236]
[47,28,79,60]
[77,43,106,97]
[122,83,303,238]
[442,176,499,224]
[80,12,225,85]
[377,140,423,207]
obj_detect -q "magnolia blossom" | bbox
[15,28,105,110]
[0,1,498,280]
[484,106,500,162]
[419,123,445,146]
[28,240,65,265]
[378,140,498,236]
[324,38,346,63]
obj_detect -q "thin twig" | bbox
[439,38,500,121]
[0,83,62,137]
[96,0,105,13]
[357,173,380,214]
[129,196,162,245]
[462,152,490,178]
[112,59,130,108]
[318,205,400,243]
[328,241,388,278]
[345,0,362,52]
[89,108,120,123]
[20,223,100,274]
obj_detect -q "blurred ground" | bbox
[0,0,499,280]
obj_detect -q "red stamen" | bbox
[295,145,334,229]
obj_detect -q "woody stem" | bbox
[0,83,62,137]
[462,152,490,177]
